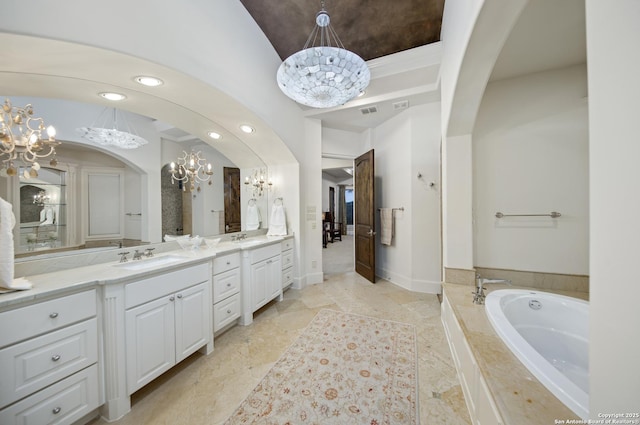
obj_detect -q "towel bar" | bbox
[495,211,561,218]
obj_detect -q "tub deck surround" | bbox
[485,289,589,419]
[442,282,585,425]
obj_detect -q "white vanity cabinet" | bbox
[124,263,212,394]
[0,289,100,425]
[241,243,282,325]
[212,252,241,332]
[281,238,294,289]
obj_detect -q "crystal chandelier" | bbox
[76,108,148,149]
[0,98,59,178]
[244,168,273,197]
[276,1,370,108]
[169,151,213,192]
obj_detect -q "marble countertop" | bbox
[1,234,291,309]
[443,282,585,424]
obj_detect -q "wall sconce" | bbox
[33,190,50,206]
[244,168,273,197]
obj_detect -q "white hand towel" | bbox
[380,208,393,246]
[246,204,261,231]
[267,203,287,236]
[0,196,32,291]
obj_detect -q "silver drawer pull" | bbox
[226,261,231,265]
[51,354,61,361]
[227,283,231,287]
[52,407,61,414]
[49,312,59,319]
[169,296,175,301]
[177,294,183,299]
[227,309,232,314]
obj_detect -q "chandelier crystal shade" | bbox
[276,3,370,109]
[0,98,59,178]
[169,150,213,192]
[76,108,148,149]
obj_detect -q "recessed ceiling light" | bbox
[134,76,164,87]
[240,124,255,134]
[208,131,222,140]
[99,92,126,101]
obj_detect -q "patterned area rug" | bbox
[224,309,418,425]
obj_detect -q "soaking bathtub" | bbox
[485,289,589,420]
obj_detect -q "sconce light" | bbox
[33,190,50,206]
[244,168,273,197]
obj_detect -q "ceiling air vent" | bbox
[360,105,378,115]
[393,100,409,110]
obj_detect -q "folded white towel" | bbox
[0,196,32,291]
[267,204,287,236]
[380,208,393,246]
[246,204,261,231]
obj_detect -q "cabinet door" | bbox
[251,260,268,311]
[126,296,175,394]
[175,282,211,362]
[268,256,282,299]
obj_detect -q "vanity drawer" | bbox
[213,252,240,275]
[282,268,294,288]
[0,364,99,425]
[281,239,293,251]
[248,243,280,264]
[0,318,98,408]
[281,250,293,270]
[213,269,240,302]
[213,293,240,332]
[0,289,96,348]
[125,262,209,309]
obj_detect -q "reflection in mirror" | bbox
[18,167,67,253]
[2,98,269,260]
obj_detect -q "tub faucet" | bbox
[472,274,512,305]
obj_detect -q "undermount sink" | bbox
[236,236,283,249]
[112,255,186,271]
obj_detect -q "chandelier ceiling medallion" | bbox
[76,107,148,150]
[0,98,59,178]
[276,1,370,109]
[169,150,213,192]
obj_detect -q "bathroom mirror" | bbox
[1,98,269,259]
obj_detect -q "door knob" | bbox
[367,229,376,236]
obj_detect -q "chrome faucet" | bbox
[118,251,130,263]
[472,274,512,305]
[132,250,143,261]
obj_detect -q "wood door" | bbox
[223,167,241,233]
[354,149,376,283]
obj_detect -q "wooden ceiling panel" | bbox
[239,0,444,61]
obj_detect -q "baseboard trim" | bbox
[376,267,442,294]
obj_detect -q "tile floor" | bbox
[90,272,471,425]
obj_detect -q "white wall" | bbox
[586,0,640,415]
[372,103,442,293]
[473,65,589,274]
